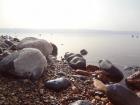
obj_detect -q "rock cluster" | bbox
[0,35,139,105]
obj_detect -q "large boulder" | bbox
[0,48,47,81]
[17,37,53,58]
[98,59,124,82]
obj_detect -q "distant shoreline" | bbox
[0,28,139,35]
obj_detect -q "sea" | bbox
[0,30,140,72]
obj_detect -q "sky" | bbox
[0,0,140,31]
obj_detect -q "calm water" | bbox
[1,32,140,70]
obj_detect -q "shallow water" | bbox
[1,31,140,70]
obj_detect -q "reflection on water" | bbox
[1,32,140,69]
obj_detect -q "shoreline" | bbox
[0,35,139,105]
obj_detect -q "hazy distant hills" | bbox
[0,28,139,35]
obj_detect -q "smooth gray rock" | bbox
[0,48,47,81]
[17,37,53,57]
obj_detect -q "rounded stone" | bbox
[64,52,74,60]
[98,59,124,82]
[125,70,140,90]
[106,83,140,105]
[69,56,86,70]
[66,54,82,62]
[45,77,71,92]
[17,37,53,57]
[0,48,47,81]
[80,49,88,55]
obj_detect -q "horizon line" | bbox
[0,28,140,34]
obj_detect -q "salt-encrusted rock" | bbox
[98,59,124,82]
[17,37,53,57]
[0,48,47,81]
[69,100,93,105]
[45,77,71,92]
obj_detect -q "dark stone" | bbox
[64,52,86,70]
[45,77,71,92]
[66,54,82,62]
[0,48,3,54]
[4,40,17,50]
[80,49,88,55]
[123,66,140,77]
[69,56,86,70]
[13,38,20,42]
[107,83,140,105]
[99,59,124,82]
[69,100,93,105]
[0,42,9,48]
[64,52,74,60]
[50,43,58,57]
[125,70,140,90]
[4,40,14,47]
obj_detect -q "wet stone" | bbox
[45,77,71,92]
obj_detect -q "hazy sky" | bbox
[0,0,140,31]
